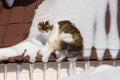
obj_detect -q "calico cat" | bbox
[38,20,83,61]
[57,20,83,61]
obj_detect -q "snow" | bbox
[0,38,53,63]
[61,65,120,80]
[34,0,97,59]
[107,0,119,59]
[5,0,15,7]
[94,0,108,61]
[0,47,17,60]
[12,40,40,63]
[0,0,119,62]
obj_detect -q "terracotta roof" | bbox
[0,0,42,47]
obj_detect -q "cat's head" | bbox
[38,21,54,36]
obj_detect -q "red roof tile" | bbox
[0,0,42,47]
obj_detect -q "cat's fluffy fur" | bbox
[38,20,83,61]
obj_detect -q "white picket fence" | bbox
[0,60,119,80]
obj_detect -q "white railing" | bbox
[0,60,120,80]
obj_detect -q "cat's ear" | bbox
[45,21,50,28]
[38,21,44,31]
[45,21,49,26]
[38,21,44,27]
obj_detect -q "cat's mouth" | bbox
[42,31,52,37]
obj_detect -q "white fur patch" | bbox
[48,22,59,44]
[59,32,74,43]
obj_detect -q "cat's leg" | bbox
[55,50,68,62]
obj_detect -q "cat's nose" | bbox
[5,0,15,7]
